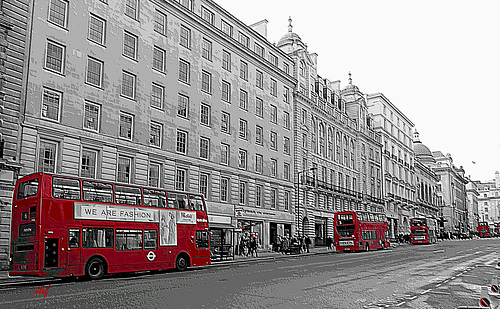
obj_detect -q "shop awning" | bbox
[209,222,237,229]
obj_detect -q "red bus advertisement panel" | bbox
[334,211,389,252]
[10,173,211,279]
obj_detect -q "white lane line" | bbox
[421,289,432,295]
[407,295,417,300]
[395,302,406,307]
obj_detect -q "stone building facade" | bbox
[475,172,500,228]
[277,19,383,245]
[367,93,416,238]
[466,180,479,234]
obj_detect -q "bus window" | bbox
[82,181,113,203]
[82,228,114,248]
[115,185,142,206]
[169,193,188,210]
[53,177,81,200]
[190,195,205,211]
[195,230,209,249]
[143,189,166,207]
[16,178,39,200]
[68,229,80,248]
[116,229,142,251]
[144,230,157,250]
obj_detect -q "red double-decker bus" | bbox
[9,172,211,279]
[334,211,390,252]
[494,223,500,237]
[410,217,437,244]
[478,222,490,238]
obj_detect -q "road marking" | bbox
[421,289,432,294]
[433,249,445,253]
[395,302,406,306]
[407,295,417,300]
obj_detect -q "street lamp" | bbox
[296,167,317,235]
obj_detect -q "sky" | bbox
[214,0,500,182]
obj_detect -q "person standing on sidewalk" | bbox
[249,237,258,257]
[304,235,311,253]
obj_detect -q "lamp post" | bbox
[296,167,317,236]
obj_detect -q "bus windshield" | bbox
[16,178,39,200]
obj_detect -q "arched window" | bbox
[311,118,317,154]
[319,123,325,157]
[335,133,341,163]
[343,136,348,166]
[350,140,355,168]
[328,128,334,161]
[300,61,305,77]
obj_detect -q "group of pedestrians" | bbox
[272,234,313,254]
[238,233,259,257]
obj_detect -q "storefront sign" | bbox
[234,206,293,222]
[209,215,231,224]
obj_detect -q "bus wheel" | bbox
[86,257,105,280]
[175,255,189,271]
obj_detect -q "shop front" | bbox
[206,203,237,260]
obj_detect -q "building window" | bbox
[220,177,229,202]
[200,137,209,160]
[45,40,65,74]
[254,43,264,58]
[302,109,307,124]
[177,94,189,118]
[221,112,230,134]
[256,70,263,89]
[270,105,277,123]
[124,0,138,20]
[179,0,193,10]
[222,81,231,103]
[81,148,97,178]
[200,103,210,126]
[238,149,247,170]
[151,83,164,109]
[284,163,290,181]
[201,70,212,94]
[175,168,186,191]
[255,98,263,118]
[270,159,277,177]
[199,173,209,199]
[121,71,136,99]
[239,119,247,140]
[147,162,161,188]
[284,137,290,155]
[86,57,103,88]
[220,143,229,165]
[123,31,138,60]
[270,188,277,209]
[270,79,277,97]
[240,61,248,80]
[41,88,61,122]
[154,10,167,35]
[119,112,133,140]
[84,100,100,132]
[176,130,187,154]
[48,0,68,28]
[153,46,166,72]
[284,191,290,211]
[239,89,248,110]
[283,87,290,103]
[270,131,277,150]
[88,14,106,45]
[238,32,249,48]
[283,111,290,129]
[269,53,278,66]
[178,59,190,84]
[303,133,307,149]
[239,181,246,204]
[255,125,263,145]
[150,122,162,148]
[283,63,290,75]
[117,156,132,183]
[201,6,215,25]
[222,50,231,71]
[180,25,191,48]
[38,140,58,173]
[221,20,233,37]
[202,38,212,61]
[256,154,263,174]
[256,185,263,207]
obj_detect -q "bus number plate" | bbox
[414,236,425,240]
[339,240,354,246]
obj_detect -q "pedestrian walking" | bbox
[304,235,311,253]
[326,237,333,250]
[281,236,290,254]
[249,237,258,257]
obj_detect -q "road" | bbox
[0,239,497,309]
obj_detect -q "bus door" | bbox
[42,228,65,270]
[66,228,81,266]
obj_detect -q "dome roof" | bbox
[413,130,436,163]
[342,72,359,92]
[277,17,304,48]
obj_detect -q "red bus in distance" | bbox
[410,217,437,244]
[478,222,490,238]
[334,211,390,252]
[10,172,211,279]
